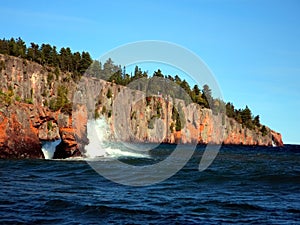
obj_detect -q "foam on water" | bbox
[84,118,110,158]
[84,117,149,159]
[41,139,61,159]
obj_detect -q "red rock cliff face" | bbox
[0,55,284,159]
[0,102,83,159]
[87,78,283,147]
[0,54,82,159]
[0,103,51,159]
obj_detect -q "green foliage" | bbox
[15,95,21,102]
[41,89,48,97]
[61,102,73,115]
[102,58,120,80]
[153,69,163,78]
[106,88,112,99]
[261,125,268,136]
[49,85,69,111]
[0,86,14,106]
[47,72,54,83]
[170,122,175,133]
[156,101,162,118]
[86,60,102,78]
[175,116,182,131]
[101,105,107,114]
[0,90,12,105]
[47,121,53,131]
[202,84,212,108]
[0,60,6,70]
[49,99,58,111]
[226,102,262,131]
[7,85,14,97]
[171,103,185,131]
[0,37,268,133]
[240,106,252,128]
[54,67,60,80]
[25,98,33,104]
[0,37,93,78]
[253,115,260,127]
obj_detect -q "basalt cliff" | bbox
[0,54,283,159]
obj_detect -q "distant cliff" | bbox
[0,54,283,159]
[80,77,283,147]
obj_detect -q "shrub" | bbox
[25,98,33,104]
[102,105,107,114]
[170,122,174,133]
[261,125,268,136]
[15,95,21,102]
[106,88,112,98]
[47,121,53,131]
[47,72,54,83]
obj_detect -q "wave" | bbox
[81,117,150,160]
[41,139,61,159]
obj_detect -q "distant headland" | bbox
[0,38,283,159]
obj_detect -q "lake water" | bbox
[1,145,300,224]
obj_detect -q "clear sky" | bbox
[1,0,299,144]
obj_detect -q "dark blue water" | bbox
[1,145,300,224]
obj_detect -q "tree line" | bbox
[0,37,92,81]
[87,59,265,132]
[0,37,266,133]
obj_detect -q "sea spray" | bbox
[84,117,149,159]
[41,139,61,159]
[84,117,110,158]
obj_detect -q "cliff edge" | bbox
[0,54,283,159]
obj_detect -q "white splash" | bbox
[84,118,110,158]
[41,139,61,159]
[84,117,149,159]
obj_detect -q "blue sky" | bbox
[1,0,299,144]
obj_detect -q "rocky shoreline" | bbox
[0,54,283,159]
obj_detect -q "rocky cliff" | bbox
[78,77,283,147]
[0,54,82,158]
[0,54,283,159]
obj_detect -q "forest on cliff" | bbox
[0,37,268,136]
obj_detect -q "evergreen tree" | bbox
[80,51,92,74]
[153,69,164,78]
[86,60,102,77]
[26,42,39,61]
[202,84,212,108]
[40,44,53,65]
[240,106,253,129]
[193,85,200,95]
[15,37,26,58]
[253,115,260,127]
[226,102,235,118]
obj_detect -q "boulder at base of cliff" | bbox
[53,128,82,159]
[271,130,284,147]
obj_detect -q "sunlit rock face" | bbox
[0,54,283,159]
